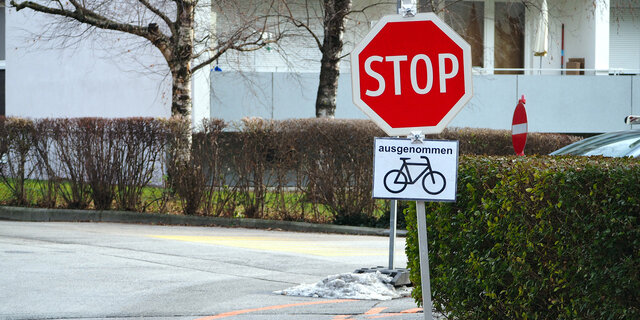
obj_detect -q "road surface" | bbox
[0,220,427,319]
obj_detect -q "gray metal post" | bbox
[416,201,433,320]
[388,199,397,269]
[388,0,403,272]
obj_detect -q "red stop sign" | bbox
[351,13,473,136]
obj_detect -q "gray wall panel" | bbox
[518,76,631,133]
[272,72,317,119]
[449,75,518,130]
[633,76,640,129]
[212,72,637,133]
[211,72,273,122]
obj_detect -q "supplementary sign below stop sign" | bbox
[352,13,472,136]
[373,138,459,201]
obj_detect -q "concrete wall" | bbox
[211,72,366,120]
[211,71,640,133]
[6,9,172,119]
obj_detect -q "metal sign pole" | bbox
[416,200,433,320]
[388,199,397,269]
[386,0,414,272]
[387,127,400,270]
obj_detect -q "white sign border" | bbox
[372,137,459,202]
[351,13,473,136]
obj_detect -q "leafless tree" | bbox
[10,0,287,127]
[279,0,397,118]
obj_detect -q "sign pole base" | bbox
[416,201,433,320]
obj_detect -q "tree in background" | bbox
[313,0,351,118]
[280,0,395,118]
[278,0,567,118]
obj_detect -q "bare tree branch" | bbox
[280,0,323,51]
[10,0,167,45]
[137,0,175,34]
[192,24,285,73]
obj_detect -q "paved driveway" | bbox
[0,221,426,319]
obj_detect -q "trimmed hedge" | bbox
[1,117,582,227]
[405,156,640,319]
[0,117,171,210]
[432,128,581,156]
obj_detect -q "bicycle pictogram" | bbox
[383,156,446,195]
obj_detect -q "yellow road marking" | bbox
[333,307,422,319]
[364,307,388,315]
[148,235,388,257]
[194,299,357,320]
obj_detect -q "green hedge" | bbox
[405,156,640,319]
[431,128,582,156]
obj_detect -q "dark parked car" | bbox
[550,129,640,158]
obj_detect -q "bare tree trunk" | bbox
[171,0,195,122]
[166,62,193,197]
[168,0,195,165]
[168,62,193,166]
[170,64,193,120]
[315,0,351,118]
[316,51,340,118]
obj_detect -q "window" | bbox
[494,2,525,74]
[444,1,485,68]
[443,0,525,74]
[610,3,640,74]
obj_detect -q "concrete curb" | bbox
[0,206,407,237]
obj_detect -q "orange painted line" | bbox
[366,307,423,319]
[331,315,352,320]
[367,313,406,319]
[195,299,357,320]
[364,307,388,315]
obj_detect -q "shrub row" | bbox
[405,156,640,319]
[0,117,386,224]
[0,117,170,211]
[171,118,385,225]
[434,128,582,156]
[1,117,581,226]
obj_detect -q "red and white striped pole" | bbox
[512,95,528,156]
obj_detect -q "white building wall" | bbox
[553,0,600,71]
[191,0,213,128]
[216,0,395,74]
[524,0,611,74]
[5,0,637,133]
[6,9,171,119]
[216,0,611,77]
[594,0,610,73]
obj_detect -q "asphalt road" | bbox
[0,221,428,320]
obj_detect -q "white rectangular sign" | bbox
[373,138,459,201]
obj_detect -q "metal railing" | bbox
[475,67,640,75]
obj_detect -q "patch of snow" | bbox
[274,272,412,301]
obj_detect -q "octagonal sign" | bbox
[351,13,473,136]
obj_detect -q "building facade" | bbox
[3,0,640,133]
